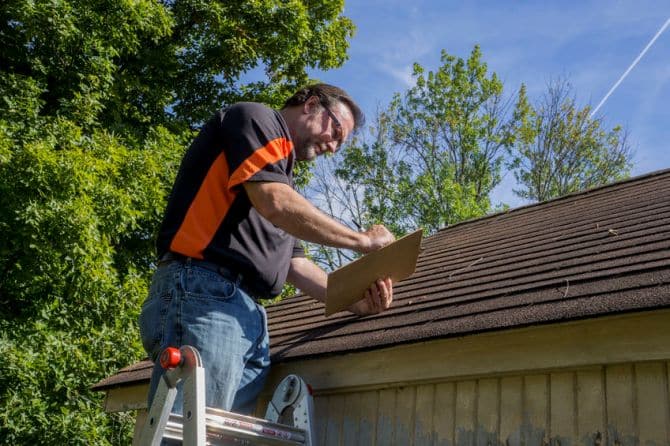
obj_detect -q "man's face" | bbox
[294,97,355,161]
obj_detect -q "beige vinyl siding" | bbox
[102,310,670,446]
[256,310,670,446]
[309,361,670,446]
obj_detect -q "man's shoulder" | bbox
[225,102,279,121]
[222,102,288,140]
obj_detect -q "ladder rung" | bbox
[163,407,306,445]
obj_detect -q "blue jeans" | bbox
[139,258,270,415]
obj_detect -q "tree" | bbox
[1,0,174,132]
[1,0,355,442]
[1,0,355,134]
[306,46,527,269]
[509,79,633,202]
[380,46,523,234]
[0,116,186,444]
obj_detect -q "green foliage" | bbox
[2,0,355,442]
[0,117,186,444]
[307,46,527,270]
[1,0,173,130]
[509,79,633,202]
[1,0,354,134]
[379,46,523,233]
[167,0,355,124]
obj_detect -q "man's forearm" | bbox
[286,257,327,303]
[244,181,370,252]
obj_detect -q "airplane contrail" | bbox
[591,16,670,117]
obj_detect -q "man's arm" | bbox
[243,182,393,253]
[287,257,393,316]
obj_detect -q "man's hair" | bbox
[283,83,365,131]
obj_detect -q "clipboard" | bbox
[325,229,423,316]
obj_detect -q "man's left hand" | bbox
[348,277,393,316]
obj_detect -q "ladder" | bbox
[135,345,315,446]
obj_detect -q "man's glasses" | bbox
[320,102,343,147]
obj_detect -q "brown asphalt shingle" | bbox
[267,169,670,361]
[92,360,153,391]
[92,169,670,391]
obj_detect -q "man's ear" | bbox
[303,95,320,114]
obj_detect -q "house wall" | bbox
[101,310,670,445]
[308,361,670,446]
[263,309,670,446]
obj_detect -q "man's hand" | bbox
[360,225,395,253]
[348,277,393,316]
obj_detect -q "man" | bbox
[139,84,395,416]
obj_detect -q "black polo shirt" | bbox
[157,102,305,297]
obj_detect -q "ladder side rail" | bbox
[182,348,206,446]
[134,346,206,446]
[292,391,314,446]
[134,369,179,446]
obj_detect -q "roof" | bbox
[93,169,670,391]
[92,360,153,391]
[267,168,670,362]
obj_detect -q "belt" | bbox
[157,252,254,295]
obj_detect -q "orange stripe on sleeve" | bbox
[170,153,236,259]
[228,137,293,189]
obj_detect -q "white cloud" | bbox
[378,63,416,87]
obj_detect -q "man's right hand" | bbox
[360,224,395,253]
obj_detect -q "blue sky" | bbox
[309,1,670,207]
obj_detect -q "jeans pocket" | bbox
[184,266,237,301]
[139,295,169,358]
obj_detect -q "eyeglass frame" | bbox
[319,100,344,148]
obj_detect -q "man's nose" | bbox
[320,134,337,152]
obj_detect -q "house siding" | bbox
[259,311,670,446]
[309,362,670,446]
[98,310,670,446]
